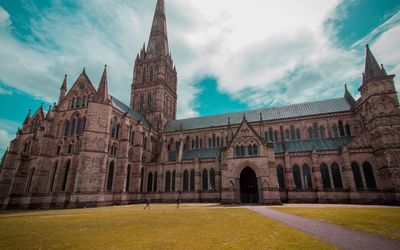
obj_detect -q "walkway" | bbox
[247,206,400,250]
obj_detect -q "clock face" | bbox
[79,83,85,90]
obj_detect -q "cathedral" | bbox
[1,0,400,209]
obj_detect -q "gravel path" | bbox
[247,206,400,250]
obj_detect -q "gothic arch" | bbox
[234,161,262,179]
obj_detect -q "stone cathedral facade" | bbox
[1,0,400,209]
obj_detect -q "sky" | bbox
[0,0,399,157]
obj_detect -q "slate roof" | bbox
[165,97,353,132]
[167,137,352,161]
[110,96,151,128]
[274,137,353,154]
[169,148,220,161]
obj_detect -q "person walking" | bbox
[176,195,182,208]
[144,197,151,209]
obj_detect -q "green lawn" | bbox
[0,204,336,250]
[272,206,400,241]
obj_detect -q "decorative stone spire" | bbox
[363,44,386,84]
[344,84,356,105]
[58,74,67,105]
[97,65,109,103]
[147,0,169,59]
[23,109,31,125]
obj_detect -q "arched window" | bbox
[154,171,158,192]
[50,161,58,192]
[140,168,144,192]
[126,165,131,192]
[165,171,171,192]
[320,163,331,189]
[68,144,73,154]
[82,96,88,107]
[274,131,279,142]
[290,125,296,140]
[202,169,208,190]
[61,160,70,192]
[190,169,195,191]
[208,138,212,148]
[351,162,364,189]
[338,121,345,137]
[331,163,343,189]
[269,128,273,142]
[76,117,82,136]
[308,128,313,139]
[285,129,290,141]
[147,172,153,192]
[302,164,312,189]
[293,165,302,189]
[363,162,377,189]
[313,123,319,139]
[26,167,35,193]
[71,97,76,109]
[172,170,176,191]
[216,137,220,147]
[332,124,339,137]
[319,126,326,138]
[345,124,351,136]
[240,145,245,156]
[76,96,81,108]
[248,144,253,156]
[235,146,240,157]
[111,118,117,138]
[71,117,77,136]
[183,170,189,191]
[212,134,216,147]
[64,121,70,136]
[296,128,301,140]
[56,145,61,155]
[210,168,216,190]
[253,144,258,155]
[276,165,285,189]
[107,162,115,191]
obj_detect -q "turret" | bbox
[96,65,109,103]
[58,74,67,105]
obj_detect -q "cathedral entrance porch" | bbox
[240,167,259,203]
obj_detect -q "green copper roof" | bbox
[165,97,352,132]
[169,148,220,161]
[274,137,353,154]
[168,137,352,161]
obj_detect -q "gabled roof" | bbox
[274,137,353,153]
[165,97,353,132]
[110,96,151,128]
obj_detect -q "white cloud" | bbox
[0,1,398,120]
[0,6,10,27]
[0,129,13,151]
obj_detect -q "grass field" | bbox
[0,204,336,250]
[272,206,400,241]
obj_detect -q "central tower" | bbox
[130,0,177,130]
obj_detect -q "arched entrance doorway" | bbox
[240,167,259,203]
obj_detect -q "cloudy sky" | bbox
[0,0,399,157]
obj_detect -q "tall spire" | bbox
[147,0,169,59]
[97,65,109,103]
[58,74,67,105]
[363,44,386,84]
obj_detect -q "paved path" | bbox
[247,206,400,250]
